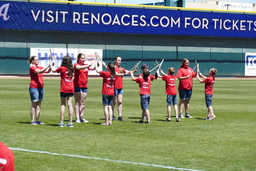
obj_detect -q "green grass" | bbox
[0,77,255,171]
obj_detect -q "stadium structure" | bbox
[0,0,256,76]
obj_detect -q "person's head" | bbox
[141,63,149,71]
[180,58,190,68]
[61,55,74,77]
[28,56,39,65]
[209,68,217,76]
[168,67,175,75]
[142,70,150,78]
[107,62,116,77]
[114,56,122,66]
[77,53,85,64]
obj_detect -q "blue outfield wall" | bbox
[0,1,256,76]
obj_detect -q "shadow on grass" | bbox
[18,122,31,124]
[154,119,168,122]
[195,117,207,120]
[128,117,141,119]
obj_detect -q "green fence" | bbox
[0,30,254,76]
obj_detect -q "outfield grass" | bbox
[0,77,255,171]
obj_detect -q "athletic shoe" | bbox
[75,118,81,123]
[176,118,180,122]
[209,115,216,121]
[65,123,74,127]
[185,114,193,118]
[30,121,37,125]
[145,121,151,124]
[36,121,44,125]
[138,120,144,123]
[100,123,109,126]
[179,113,185,118]
[80,118,89,123]
[58,122,64,127]
[205,117,210,120]
[118,116,124,121]
[166,118,171,122]
[112,116,116,121]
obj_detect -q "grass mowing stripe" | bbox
[10,147,204,171]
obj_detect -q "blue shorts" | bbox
[166,95,178,106]
[179,90,192,100]
[102,94,114,106]
[140,94,150,110]
[205,94,213,107]
[29,88,44,102]
[75,87,88,93]
[60,92,74,98]
[114,89,123,96]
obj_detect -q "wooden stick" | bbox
[130,61,141,71]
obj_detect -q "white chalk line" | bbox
[10,147,204,171]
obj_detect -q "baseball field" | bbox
[0,77,255,171]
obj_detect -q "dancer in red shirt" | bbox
[131,70,156,124]
[28,56,51,125]
[176,58,196,119]
[157,67,180,122]
[112,56,130,121]
[197,68,217,121]
[74,53,95,123]
[0,142,15,171]
[95,62,116,125]
[51,56,74,127]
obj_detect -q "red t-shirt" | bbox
[0,142,15,171]
[203,76,215,95]
[114,67,126,89]
[100,71,115,96]
[29,65,44,88]
[161,75,177,95]
[176,67,196,90]
[135,76,155,95]
[56,67,74,93]
[74,63,91,88]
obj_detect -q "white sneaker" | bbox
[179,114,185,118]
[209,115,216,121]
[76,118,81,123]
[80,118,89,123]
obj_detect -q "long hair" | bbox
[107,62,116,77]
[28,56,36,64]
[61,55,74,77]
[143,70,150,79]
[179,58,189,68]
[77,53,84,63]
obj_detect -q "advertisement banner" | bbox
[219,2,253,11]
[245,53,256,76]
[30,48,102,75]
[1,1,256,38]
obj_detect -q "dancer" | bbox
[28,56,51,125]
[112,56,130,121]
[196,68,217,120]
[51,56,74,127]
[130,70,156,124]
[176,58,196,118]
[95,62,117,125]
[74,53,95,123]
[157,67,180,122]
